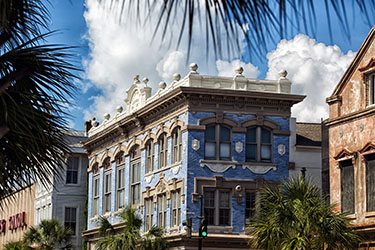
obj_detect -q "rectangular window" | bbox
[158,134,168,168]
[204,189,231,226]
[157,194,167,228]
[172,127,182,164]
[66,157,79,184]
[117,167,125,210]
[131,160,141,205]
[368,74,375,105]
[245,192,256,225]
[145,198,154,231]
[93,177,100,216]
[146,141,154,173]
[103,171,111,213]
[64,207,77,234]
[340,160,355,214]
[366,154,375,212]
[171,190,181,227]
[246,127,272,162]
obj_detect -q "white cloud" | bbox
[83,0,250,121]
[216,59,259,78]
[156,51,186,81]
[266,34,355,122]
[83,2,354,124]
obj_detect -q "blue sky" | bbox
[46,0,373,130]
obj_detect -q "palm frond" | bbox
[107,0,375,60]
[248,175,361,249]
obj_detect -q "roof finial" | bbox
[278,70,288,79]
[173,73,181,81]
[235,66,244,76]
[189,63,198,73]
[133,75,140,84]
[142,77,149,85]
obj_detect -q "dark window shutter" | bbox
[340,160,354,214]
[366,154,375,212]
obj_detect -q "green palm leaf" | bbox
[0,0,78,199]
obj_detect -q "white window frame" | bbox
[172,127,182,164]
[63,206,78,236]
[158,133,168,168]
[367,73,375,106]
[144,198,154,231]
[130,146,141,206]
[66,156,80,185]
[92,166,100,217]
[157,193,167,228]
[145,140,155,173]
[170,189,181,227]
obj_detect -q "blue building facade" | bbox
[83,66,304,249]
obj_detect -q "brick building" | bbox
[82,64,305,249]
[325,26,375,247]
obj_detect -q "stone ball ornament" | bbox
[173,73,181,81]
[104,113,110,120]
[116,106,123,113]
[159,81,167,89]
[235,66,244,75]
[278,69,288,78]
[189,63,198,72]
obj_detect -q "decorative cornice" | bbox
[325,106,375,127]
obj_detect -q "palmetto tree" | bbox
[23,219,73,250]
[247,176,361,250]
[4,241,30,250]
[97,207,168,250]
[0,0,77,198]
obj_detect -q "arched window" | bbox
[145,140,154,173]
[246,127,272,162]
[103,157,112,213]
[172,126,182,164]
[115,151,125,210]
[205,124,231,160]
[158,133,168,168]
[92,163,99,216]
[130,146,141,205]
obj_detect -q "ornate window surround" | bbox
[359,58,375,106]
[142,175,185,206]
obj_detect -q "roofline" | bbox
[329,26,375,98]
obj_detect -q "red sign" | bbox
[0,212,27,235]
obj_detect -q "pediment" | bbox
[330,27,375,97]
[359,58,375,73]
[334,149,354,160]
[124,75,152,113]
[359,142,375,155]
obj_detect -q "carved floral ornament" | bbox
[142,175,185,205]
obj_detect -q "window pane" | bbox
[204,191,215,207]
[261,145,271,160]
[219,191,230,208]
[220,125,230,141]
[205,142,216,158]
[245,192,256,224]
[204,208,215,225]
[219,209,230,226]
[220,143,230,159]
[246,144,256,161]
[366,154,375,211]
[261,128,271,143]
[205,125,216,141]
[341,160,354,214]
[246,127,256,143]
